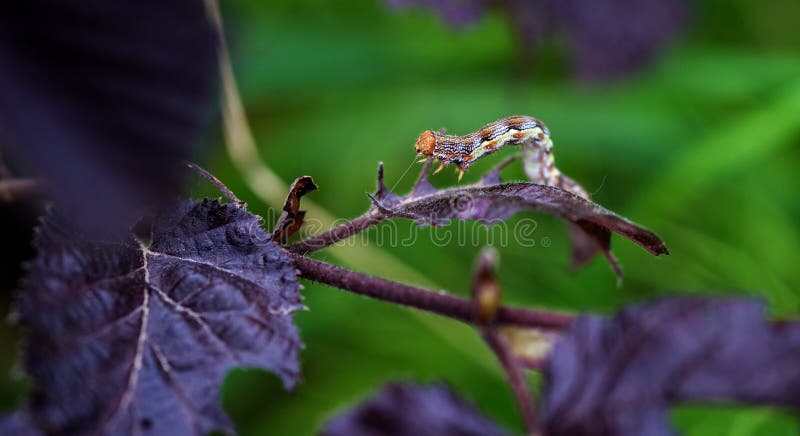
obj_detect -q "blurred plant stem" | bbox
[0,178,45,202]
[203,0,507,375]
[481,329,538,435]
[472,248,539,434]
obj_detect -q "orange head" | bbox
[414,130,437,156]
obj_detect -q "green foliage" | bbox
[3,0,799,434]
[214,1,800,434]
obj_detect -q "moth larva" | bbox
[415,115,547,172]
[414,115,588,199]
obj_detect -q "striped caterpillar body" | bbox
[414,115,589,199]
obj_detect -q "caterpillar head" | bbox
[414,130,437,156]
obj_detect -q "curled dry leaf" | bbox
[370,161,668,281]
[322,382,507,436]
[272,176,318,244]
[16,199,303,435]
[542,298,800,436]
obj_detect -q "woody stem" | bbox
[288,252,574,330]
[287,210,384,255]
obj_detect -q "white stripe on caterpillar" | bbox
[414,115,588,199]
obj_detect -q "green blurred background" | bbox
[3,0,800,434]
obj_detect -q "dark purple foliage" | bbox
[0,412,41,436]
[322,382,507,436]
[386,0,486,27]
[16,199,303,435]
[548,0,686,79]
[0,0,217,235]
[542,298,800,436]
[386,0,686,79]
[371,161,668,281]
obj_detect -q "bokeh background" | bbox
[2,0,800,434]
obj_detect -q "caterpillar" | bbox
[414,115,589,199]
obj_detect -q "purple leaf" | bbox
[386,0,488,28]
[385,0,686,80]
[549,0,686,80]
[567,222,606,270]
[322,382,506,436]
[0,0,217,235]
[569,220,623,282]
[542,298,800,436]
[17,199,303,435]
[0,413,41,436]
[371,162,667,281]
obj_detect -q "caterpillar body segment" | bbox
[414,115,588,198]
[414,115,549,171]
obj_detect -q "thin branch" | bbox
[288,252,574,330]
[481,328,539,435]
[184,161,242,204]
[203,0,452,324]
[470,247,538,433]
[204,0,522,374]
[287,210,384,254]
[0,178,46,202]
[287,155,518,255]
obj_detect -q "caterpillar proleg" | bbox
[414,115,588,198]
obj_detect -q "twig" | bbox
[287,155,520,255]
[481,328,539,435]
[287,210,384,254]
[288,252,574,330]
[0,178,45,202]
[203,0,521,375]
[470,247,539,434]
[184,161,242,204]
